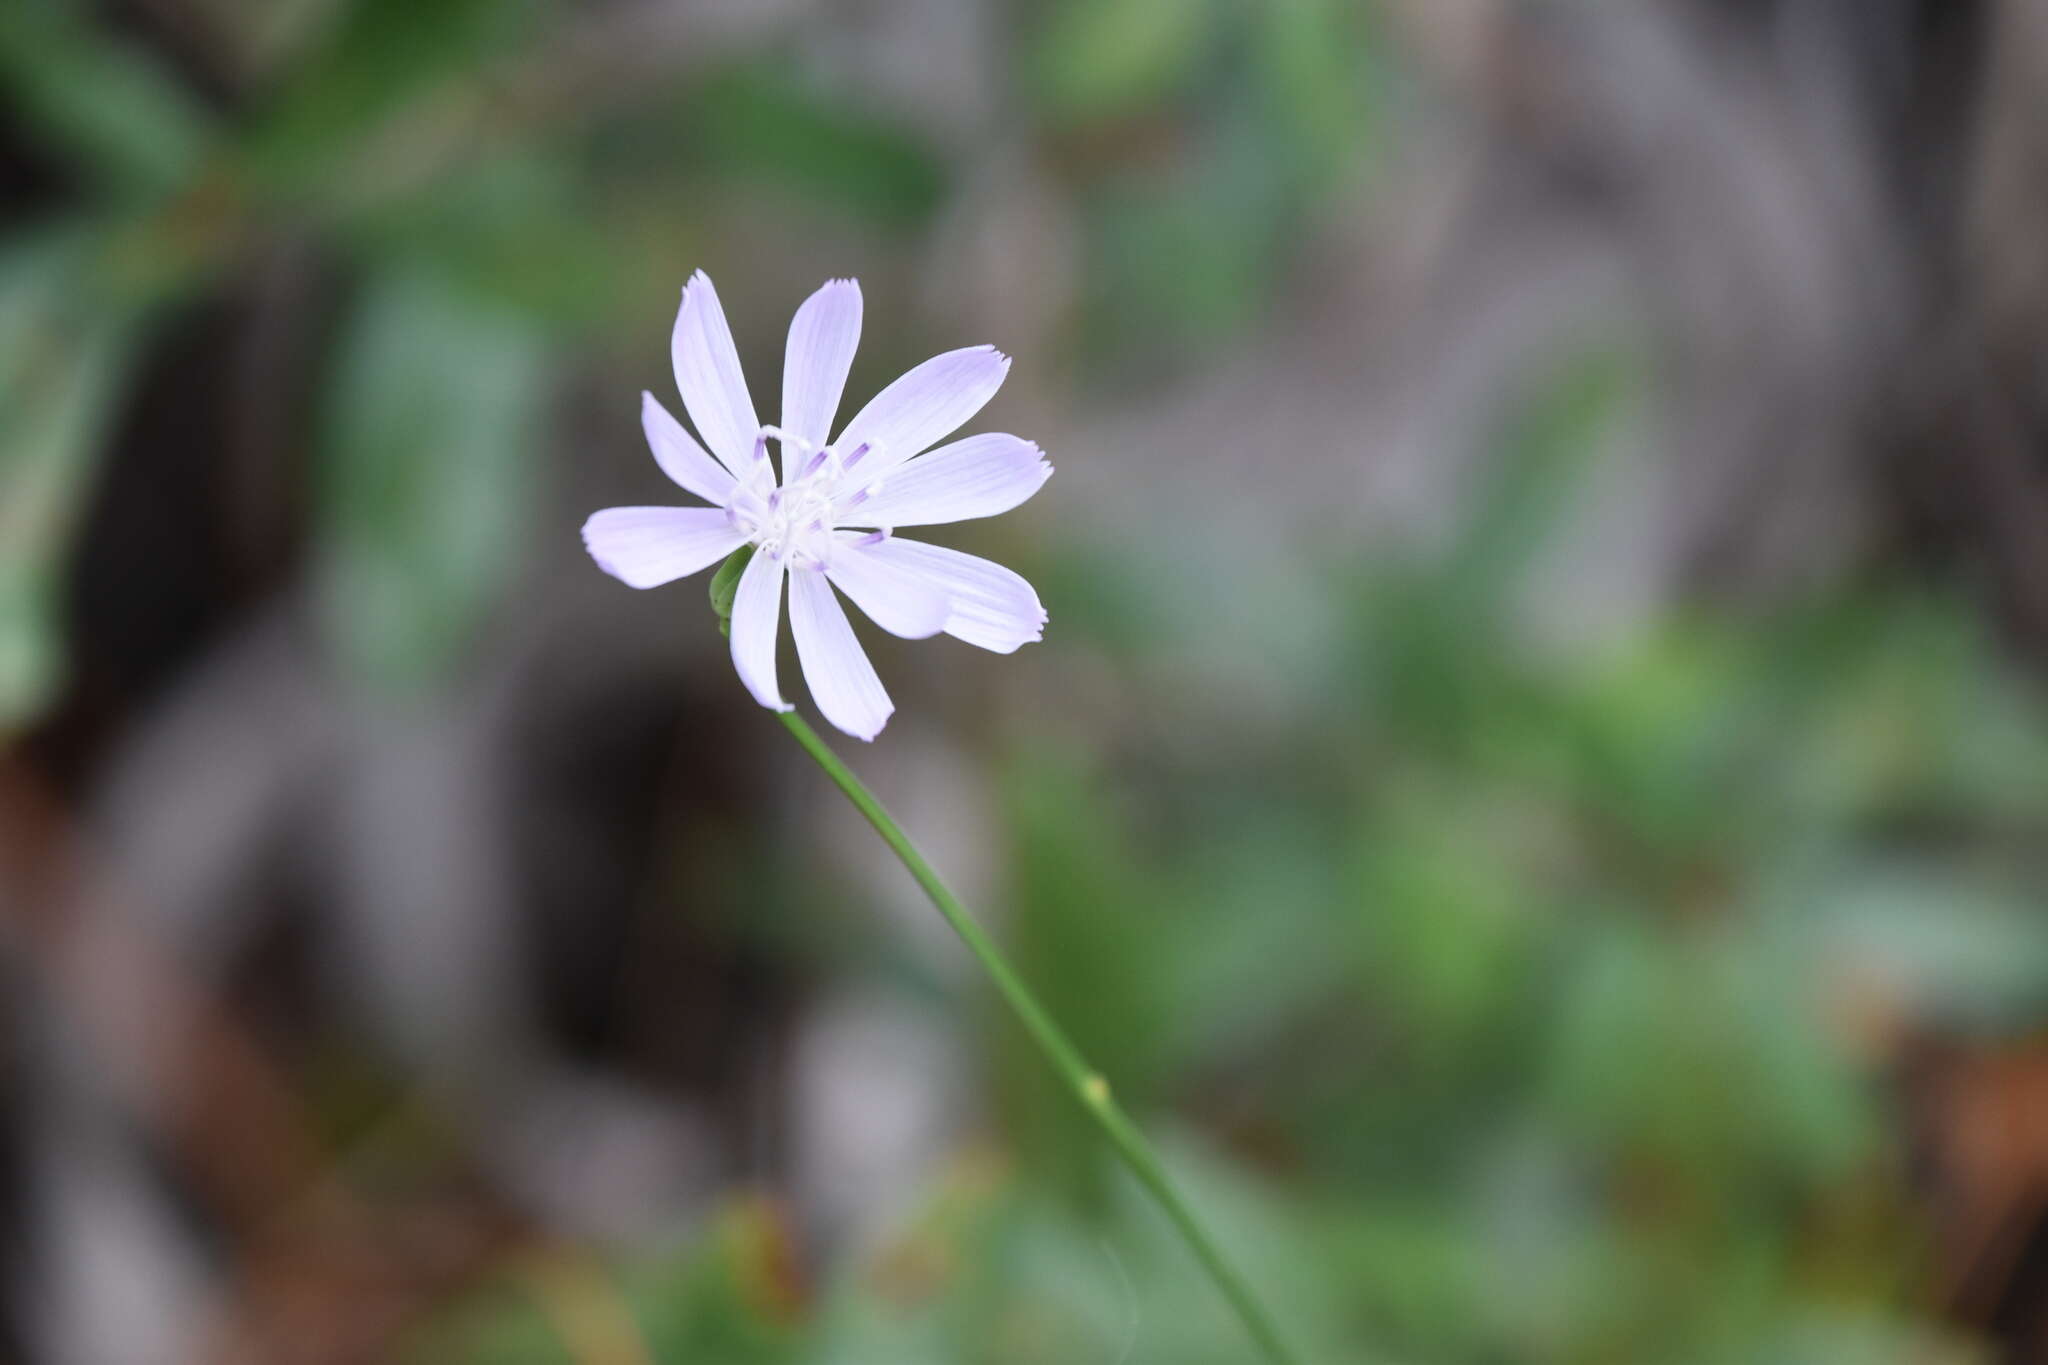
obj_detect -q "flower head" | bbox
[583,273,1051,740]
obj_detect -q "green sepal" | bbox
[708,543,755,638]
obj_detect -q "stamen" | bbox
[760,423,809,454]
[857,529,890,547]
[840,440,872,470]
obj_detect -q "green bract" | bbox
[708,543,755,638]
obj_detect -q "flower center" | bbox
[729,429,842,568]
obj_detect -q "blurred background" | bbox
[6,0,2048,1361]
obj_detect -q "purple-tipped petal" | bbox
[857,538,1046,653]
[831,345,1010,483]
[582,506,749,589]
[781,279,862,457]
[788,567,892,741]
[825,536,950,638]
[730,548,791,712]
[839,433,1050,529]
[642,392,737,504]
[672,272,761,474]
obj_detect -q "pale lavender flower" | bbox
[583,273,1051,740]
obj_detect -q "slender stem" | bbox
[777,711,1297,1365]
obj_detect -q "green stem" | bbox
[777,711,1297,1365]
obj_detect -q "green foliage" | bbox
[924,349,2041,1361]
[243,0,539,193]
[1452,340,1642,604]
[998,751,1181,1192]
[1046,0,1382,366]
[411,1201,808,1365]
[315,262,548,687]
[974,571,2031,1362]
[670,67,950,233]
[1029,0,1217,125]
[0,0,214,198]
[0,225,153,731]
[345,148,614,321]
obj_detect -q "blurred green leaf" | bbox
[1155,797,1353,1073]
[808,1142,1343,1365]
[0,0,215,197]
[1001,750,1176,1189]
[672,67,948,233]
[1542,911,1873,1184]
[411,1201,808,1364]
[343,148,613,320]
[1352,783,1536,1050]
[0,225,152,732]
[315,261,548,688]
[1089,155,1277,355]
[1029,0,1218,125]
[1251,0,1381,188]
[628,1200,808,1364]
[244,0,536,192]
[1454,340,1642,604]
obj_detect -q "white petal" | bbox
[781,279,862,456]
[831,345,1010,483]
[672,271,761,474]
[788,567,893,741]
[825,536,950,638]
[856,538,1046,653]
[729,548,791,712]
[582,506,748,589]
[840,433,1050,528]
[642,392,737,504]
